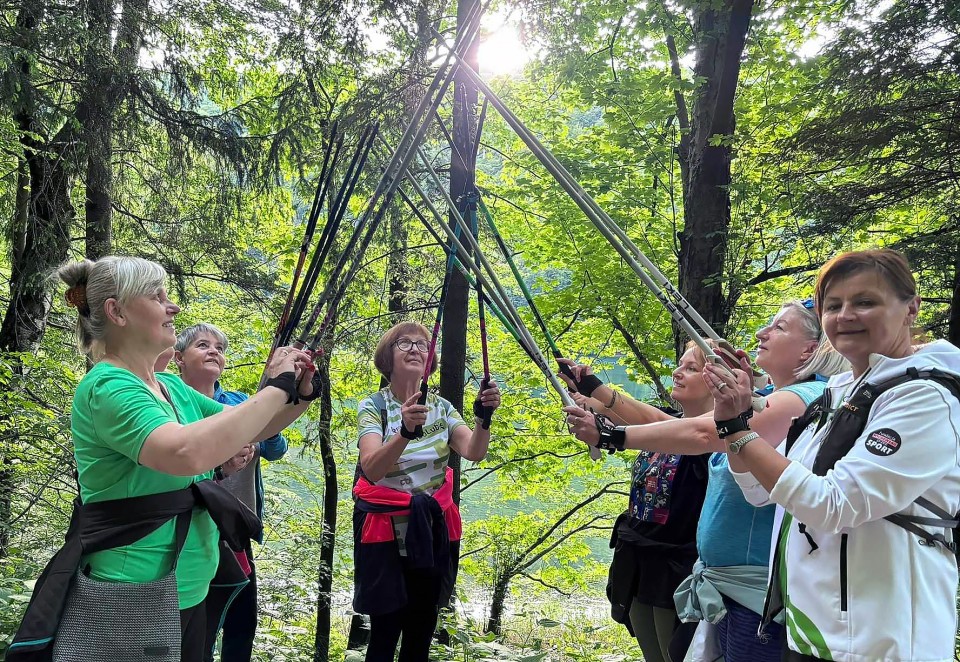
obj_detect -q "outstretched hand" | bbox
[296,351,320,398]
[556,357,604,397]
[703,353,754,420]
[266,346,313,380]
[476,380,501,412]
[562,404,600,447]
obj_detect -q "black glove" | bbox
[298,370,324,402]
[575,373,603,397]
[265,371,299,404]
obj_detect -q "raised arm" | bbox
[140,347,314,475]
[563,388,808,455]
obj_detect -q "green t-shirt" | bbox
[72,363,225,609]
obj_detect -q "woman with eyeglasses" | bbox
[352,321,501,662]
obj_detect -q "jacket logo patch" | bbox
[864,428,901,457]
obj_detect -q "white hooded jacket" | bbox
[732,340,960,662]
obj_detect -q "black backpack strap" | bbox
[785,393,828,457]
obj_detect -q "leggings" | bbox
[181,604,208,662]
[365,605,440,662]
[628,600,678,662]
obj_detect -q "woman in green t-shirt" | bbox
[56,255,318,662]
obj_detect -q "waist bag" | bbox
[51,510,191,662]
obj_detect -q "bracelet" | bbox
[728,431,760,455]
[399,423,421,440]
[594,411,626,454]
[264,371,299,404]
[603,389,618,409]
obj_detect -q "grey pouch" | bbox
[52,510,191,662]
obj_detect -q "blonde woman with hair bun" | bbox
[9,255,320,662]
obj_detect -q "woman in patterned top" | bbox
[564,301,848,662]
[353,321,501,662]
[558,340,717,662]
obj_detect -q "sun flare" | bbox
[478,22,531,76]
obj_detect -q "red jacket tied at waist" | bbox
[353,467,462,544]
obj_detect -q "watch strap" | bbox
[728,431,761,454]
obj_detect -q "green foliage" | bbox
[1,0,959,659]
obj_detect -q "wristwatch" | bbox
[728,431,760,454]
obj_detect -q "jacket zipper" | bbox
[840,533,848,613]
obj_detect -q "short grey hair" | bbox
[57,256,167,360]
[780,300,849,380]
[175,323,229,354]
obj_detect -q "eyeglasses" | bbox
[394,338,429,352]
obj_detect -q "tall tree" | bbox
[673,0,754,350]
[784,0,960,341]
[442,0,481,505]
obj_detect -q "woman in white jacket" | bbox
[704,248,960,662]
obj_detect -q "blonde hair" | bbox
[57,256,167,360]
[778,300,849,380]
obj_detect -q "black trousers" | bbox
[204,549,257,662]
[364,563,443,662]
[366,605,440,662]
[181,603,208,662]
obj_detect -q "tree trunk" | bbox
[312,346,337,662]
[79,0,146,258]
[441,0,480,506]
[949,236,960,346]
[486,572,509,636]
[387,205,408,322]
[81,0,115,258]
[0,1,77,559]
[675,0,754,357]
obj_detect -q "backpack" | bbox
[785,367,960,563]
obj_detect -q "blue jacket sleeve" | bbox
[217,388,289,461]
[259,432,288,461]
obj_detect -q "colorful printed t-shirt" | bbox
[357,387,466,553]
[72,363,225,609]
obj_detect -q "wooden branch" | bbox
[746,264,820,286]
[609,314,671,402]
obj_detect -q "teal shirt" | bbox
[696,380,826,568]
[72,363,225,609]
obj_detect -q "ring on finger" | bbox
[717,382,727,390]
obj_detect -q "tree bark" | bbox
[949,235,960,346]
[79,0,147,258]
[441,0,480,506]
[312,341,337,662]
[675,0,754,357]
[486,572,510,636]
[0,0,77,559]
[387,202,408,322]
